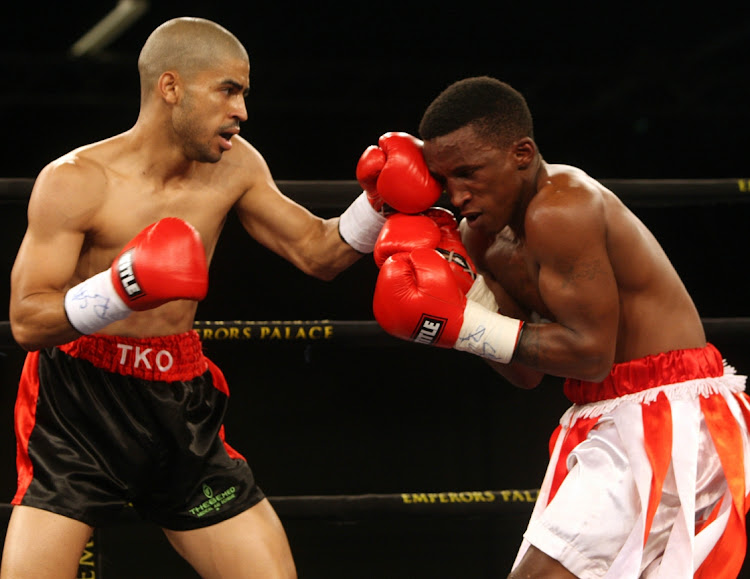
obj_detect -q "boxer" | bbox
[4,16,439,579]
[372,76,750,578]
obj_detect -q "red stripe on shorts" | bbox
[12,351,41,504]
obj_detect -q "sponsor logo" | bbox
[411,315,447,345]
[117,249,142,297]
[400,489,539,505]
[189,484,238,518]
[197,323,334,341]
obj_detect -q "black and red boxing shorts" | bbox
[12,331,265,530]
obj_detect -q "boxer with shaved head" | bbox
[3,17,437,579]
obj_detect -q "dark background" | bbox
[1,2,750,577]
[2,3,749,180]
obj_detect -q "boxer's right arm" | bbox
[63,217,208,335]
[10,160,105,350]
[10,162,208,351]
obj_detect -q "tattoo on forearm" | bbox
[560,258,603,289]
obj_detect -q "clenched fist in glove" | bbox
[339,132,443,254]
[64,217,208,334]
[374,207,477,294]
[373,248,524,364]
[356,132,442,214]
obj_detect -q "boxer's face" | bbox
[172,57,249,163]
[423,125,523,235]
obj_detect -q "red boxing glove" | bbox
[111,217,208,310]
[374,249,466,348]
[373,213,441,268]
[64,217,208,334]
[373,208,477,294]
[373,248,523,363]
[356,132,442,214]
[421,207,477,294]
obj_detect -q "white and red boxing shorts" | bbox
[513,343,750,578]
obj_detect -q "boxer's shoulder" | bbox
[30,148,109,220]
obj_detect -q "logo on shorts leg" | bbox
[411,315,447,345]
[189,484,238,518]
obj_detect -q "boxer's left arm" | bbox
[234,136,439,280]
[511,192,619,382]
[233,142,363,281]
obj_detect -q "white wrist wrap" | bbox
[338,192,387,253]
[465,275,499,312]
[454,300,523,364]
[64,270,132,335]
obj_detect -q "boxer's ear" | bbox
[513,137,536,171]
[158,71,181,104]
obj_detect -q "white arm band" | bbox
[454,300,523,364]
[64,270,132,335]
[338,192,387,253]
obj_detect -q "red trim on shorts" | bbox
[12,352,41,504]
[205,359,245,461]
[563,343,724,404]
[696,393,749,577]
[58,331,208,382]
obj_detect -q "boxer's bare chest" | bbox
[482,230,553,319]
[86,170,239,264]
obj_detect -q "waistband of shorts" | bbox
[563,343,725,404]
[57,331,208,382]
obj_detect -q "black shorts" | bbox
[13,331,264,530]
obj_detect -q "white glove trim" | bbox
[64,270,132,335]
[455,300,523,364]
[338,192,387,253]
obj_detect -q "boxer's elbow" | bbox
[9,306,36,351]
[11,322,44,352]
[570,347,615,382]
[10,311,70,352]
[301,247,362,282]
[304,262,343,282]
[486,360,545,390]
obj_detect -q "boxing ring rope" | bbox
[0,489,539,523]
[2,177,750,208]
[2,318,750,349]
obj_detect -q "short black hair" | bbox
[419,76,534,148]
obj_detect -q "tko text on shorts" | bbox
[116,344,174,372]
